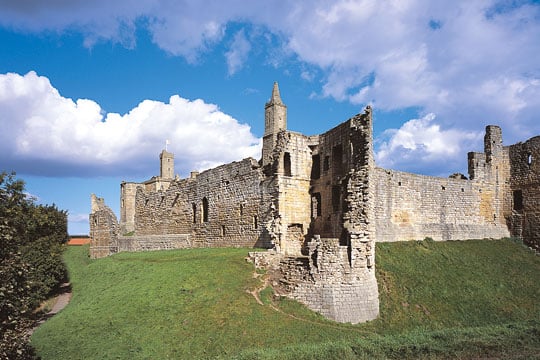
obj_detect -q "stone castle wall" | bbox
[508,136,540,251]
[271,131,314,255]
[276,237,379,324]
[373,168,510,242]
[117,234,191,252]
[269,108,379,324]
[89,194,119,259]
[90,83,539,325]
[133,157,275,249]
[120,182,140,234]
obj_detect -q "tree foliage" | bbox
[1,171,68,359]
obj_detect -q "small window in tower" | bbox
[202,197,209,222]
[239,203,244,216]
[283,152,292,176]
[513,190,523,211]
[527,153,532,167]
[311,154,321,179]
[221,225,226,236]
[192,203,197,223]
[253,215,258,229]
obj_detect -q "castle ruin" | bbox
[90,83,540,324]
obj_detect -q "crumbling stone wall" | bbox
[120,182,140,234]
[91,83,539,325]
[133,157,275,248]
[308,120,353,240]
[508,135,540,251]
[269,108,379,324]
[277,237,378,324]
[89,194,119,258]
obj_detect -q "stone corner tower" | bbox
[262,82,287,167]
[160,149,174,179]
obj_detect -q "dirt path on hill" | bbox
[29,283,72,335]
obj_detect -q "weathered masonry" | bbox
[90,82,539,324]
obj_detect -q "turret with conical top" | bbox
[262,82,287,167]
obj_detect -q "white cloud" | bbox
[375,113,482,176]
[1,1,540,173]
[225,29,251,75]
[0,71,261,177]
[68,213,89,223]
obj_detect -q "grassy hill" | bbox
[31,239,540,359]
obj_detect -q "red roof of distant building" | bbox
[68,237,91,246]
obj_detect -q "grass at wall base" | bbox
[31,238,540,359]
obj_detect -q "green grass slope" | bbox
[31,239,540,359]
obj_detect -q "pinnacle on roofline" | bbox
[269,81,282,105]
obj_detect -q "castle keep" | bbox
[90,83,540,324]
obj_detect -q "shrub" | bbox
[0,171,68,358]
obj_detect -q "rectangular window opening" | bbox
[323,156,330,172]
[332,145,343,176]
[311,154,321,180]
[284,152,292,176]
[332,186,341,212]
[513,190,523,211]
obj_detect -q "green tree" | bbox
[1,172,68,359]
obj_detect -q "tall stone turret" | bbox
[262,82,287,167]
[485,125,503,164]
[160,150,174,179]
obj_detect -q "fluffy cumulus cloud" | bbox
[1,0,539,173]
[375,113,483,176]
[0,72,261,176]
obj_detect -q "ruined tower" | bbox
[160,150,174,179]
[262,82,287,167]
[485,125,503,164]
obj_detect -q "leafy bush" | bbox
[0,171,68,359]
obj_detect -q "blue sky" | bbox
[1,0,539,235]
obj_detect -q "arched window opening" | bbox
[527,153,532,167]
